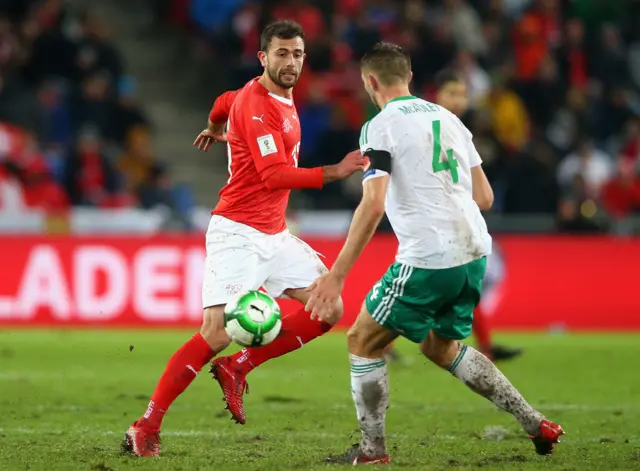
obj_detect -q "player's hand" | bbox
[193,125,227,151]
[304,272,344,322]
[335,149,367,179]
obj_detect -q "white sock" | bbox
[449,344,544,435]
[350,354,389,457]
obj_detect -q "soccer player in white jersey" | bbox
[305,42,563,465]
[384,70,523,363]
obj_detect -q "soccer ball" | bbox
[224,290,282,347]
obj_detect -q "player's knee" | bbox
[347,324,378,357]
[200,306,231,352]
[346,325,365,355]
[420,334,458,369]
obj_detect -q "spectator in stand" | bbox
[518,55,564,131]
[190,0,245,33]
[545,87,589,155]
[453,50,490,110]
[512,0,561,81]
[117,125,157,196]
[75,11,123,86]
[594,85,637,143]
[113,77,150,145]
[0,0,188,220]
[557,137,614,199]
[504,140,559,214]
[556,18,589,91]
[0,72,46,138]
[0,132,68,213]
[620,117,640,165]
[299,84,332,162]
[272,0,325,43]
[482,68,530,153]
[602,158,640,218]
[344,5,383,60]
[557,173,606,233]
[442,0,487,56]
[69,71,116,142]
[0,161,28,212]
[592,24,629,91]
[21,0,77,84]
[302,106,359,209]
[63,126,125,207]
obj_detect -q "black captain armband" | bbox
[363,148,392,174]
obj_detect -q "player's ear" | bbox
[258,50,267,68]
[408,70,413,84]
[369,73,379,92]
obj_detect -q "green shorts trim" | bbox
[365,258,486,343]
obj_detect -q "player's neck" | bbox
[258,74,293,100]
[377,86,413,109]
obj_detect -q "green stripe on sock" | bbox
[351,360,386,368]
[351,363,386,371]
[350,360,386,373]
[448,344,468,374]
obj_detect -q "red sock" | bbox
[141,332,215,429]
[229,307,332,375]
[473,305,492,351]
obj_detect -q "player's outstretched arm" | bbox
[330,174,388,279]
[193,89,240,151]
[305,173,389,320]
[258,149,366,190]
[246,100,365,190]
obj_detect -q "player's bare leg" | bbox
[420,331,564,455]
[328,304,395,465]
[211,288,343,424]
[122,306,231,456]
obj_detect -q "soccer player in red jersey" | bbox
[121,20,365,456]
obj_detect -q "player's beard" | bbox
[267,66,298,90]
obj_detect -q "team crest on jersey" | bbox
[282,118,293,133]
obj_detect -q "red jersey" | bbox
[212,79,308,234]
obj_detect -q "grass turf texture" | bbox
[1,331,639,471]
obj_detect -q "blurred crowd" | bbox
[0,0,191,218]
[158,0,640,231]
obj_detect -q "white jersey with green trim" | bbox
[359,96,491,269]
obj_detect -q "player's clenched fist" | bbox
[335,149,367,178]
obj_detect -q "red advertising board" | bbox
[0,235,638,330]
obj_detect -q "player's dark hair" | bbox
[434,69,465,88]
[260,20,305,52]
[360,42,411,86]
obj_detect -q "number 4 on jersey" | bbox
[431,120,459,183]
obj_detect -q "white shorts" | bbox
[202,215,328,308]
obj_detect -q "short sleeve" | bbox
[242,97,288,173]
[359,118,392,154]
[452,113,482,168]
[468,141,483,168]
[360,118,392,183]
[209,89,240,124]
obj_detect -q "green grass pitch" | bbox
[1,330,639,470]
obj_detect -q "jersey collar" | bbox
[253,78,294,107]
[383,95,417,109]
